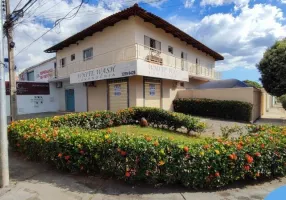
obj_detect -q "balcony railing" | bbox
[56,43,221,80]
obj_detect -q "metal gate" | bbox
[144,77,161,108]
[108,78,129,111]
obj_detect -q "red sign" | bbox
[5,82,50,95]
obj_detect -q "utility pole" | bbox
[5,0,17,122]
[0,0,9,187]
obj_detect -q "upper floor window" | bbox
[168,46,173,54]
[27,71,34,81]
[83,48,93,61]
[60,58,66,68]
[71,54,75,61]
[144,36,161,51]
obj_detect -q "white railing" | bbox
[56,43,221,80]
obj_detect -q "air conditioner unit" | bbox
[56,82,62,88]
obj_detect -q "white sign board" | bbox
[136,60,189,82]
[70,61,137,84]
[70,60,189,84]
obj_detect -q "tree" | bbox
[243,80,262,89]
[257,38,286,97]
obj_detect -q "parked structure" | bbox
[45,4,223,112]
[19,57,56,82]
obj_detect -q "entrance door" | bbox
[108,79,128,111]
[65,89,75,112]
[144,78,161,108]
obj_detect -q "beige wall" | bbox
[178,88,262,122]
[184,78,209,89]
[88,80,107,111]
[133,16,216,69]
[129,76,144,107]
[162,79,185,111]
[57,17,136,77]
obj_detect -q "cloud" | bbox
[169,4,286,71]
[200,0,250,9]
[184,0,195,8]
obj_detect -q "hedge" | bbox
[173,98,253,122]
[279,95,286,110]
[8,108,286,189]
[51,107,206,133]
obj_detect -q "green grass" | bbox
[107,125,206,144]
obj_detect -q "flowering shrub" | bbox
[173,98,253,122]
[8,112,286,189]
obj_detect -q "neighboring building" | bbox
[195,79,249,89]
[19,57,56,82]
[45,4,224,112]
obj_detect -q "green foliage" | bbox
[173,98,253,122]
[279,95,286,110]
[8,118,286,189]
[51,107,205,133]
[257,38,286,96]
[220,125,245,139]
[243,80,262,89]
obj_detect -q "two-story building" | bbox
[45,4,224,112]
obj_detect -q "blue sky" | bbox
[11,0,286,83]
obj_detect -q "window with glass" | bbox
[60,58,66,68]
[83,48,93,61]
[168,46,173,54]
[27,71,34,81]
[71,54,75,61]
[144,36,161,51]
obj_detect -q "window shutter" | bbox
[144,36,150,47]
[155,41,161,51]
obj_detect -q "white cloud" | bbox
[169,4,286,71]
[184,0,195,8]
[282,0,286,4]
[200,0,250,9]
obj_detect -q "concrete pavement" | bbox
[0,151,285,200]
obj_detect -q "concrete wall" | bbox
[129,76,144,107]
[178,88,262,122]
[52,80,87,112]
[87,80,108,111]
[162,79,185,111]
[5,83,59,116]
[184,78,209,89]
[57,17,136,77]
[134,16,216,69]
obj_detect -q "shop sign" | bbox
[114,84,121,96]
[137,60,189,82]
[149,84,155,96]
[5,82,50,95]
[70,61,137,84]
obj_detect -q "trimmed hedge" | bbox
[173,98,253,122]
[279,95,286,110]
[52,107,206,133]
[8,108,286,189]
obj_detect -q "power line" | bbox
[15,0,88,56]
[11,0,24,13]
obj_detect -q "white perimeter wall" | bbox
[5,83,59,116]
[53,80,87,112]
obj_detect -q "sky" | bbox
[7,0,286,82]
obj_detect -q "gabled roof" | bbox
[45,4,224,61]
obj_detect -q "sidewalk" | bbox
[0,151,285,200]
[256,104,286,125]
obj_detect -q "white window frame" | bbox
[83,48,93,61]
[144,35,161,51]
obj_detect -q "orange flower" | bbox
[245,154,254,164]
[183,146,189,153]
[236,144,243,150]
[145,136,152,142]
[58,153,63,158]
[106,128,112,134]
[158,160,165,166]
[203,144,210,149]
[64,155,70,160]
[153,141,159,147]
[261,144,265,148]
[215,172,220,177]
[244,165,250,171]
[117,148,121,153]
[125,171,131,177]
[255,172,260,177]
[254,152,261,157]
[16,143,20,147]
[80,150,84,155]
[229,153,237,160]
[120,151,127,156]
